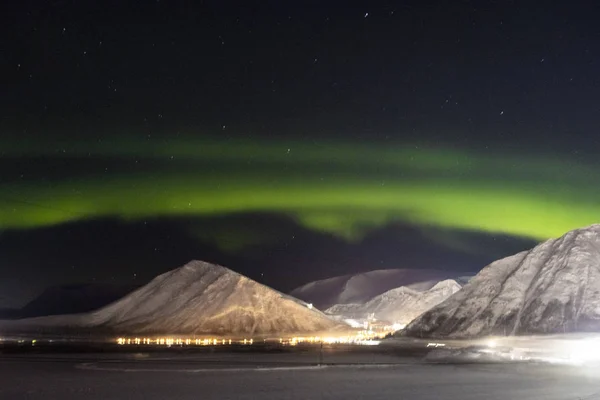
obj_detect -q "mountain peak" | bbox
[79,260,341,335]
[179,260,237,275]
[429,279,462,292]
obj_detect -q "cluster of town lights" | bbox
[116,337,241,346]
[116,331,387,347]
[284,332,384,346]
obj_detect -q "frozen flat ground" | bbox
[2,350,600,400]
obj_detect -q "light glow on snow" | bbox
[392,323,405,331]
[344,319,364,328]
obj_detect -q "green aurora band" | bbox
[1,135,599,240]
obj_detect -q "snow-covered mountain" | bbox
[0,261,343,336]
[326,279,462,326]
[402,224,600,338]
[290,269,465,310]
[80,260,343,335]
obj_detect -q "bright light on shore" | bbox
[115,329,387,347]
[566,337,600,364]
[392,323,405,331]
[356,340,380,346]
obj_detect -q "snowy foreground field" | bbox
[3,345,600,399]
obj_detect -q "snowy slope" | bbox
[325,280,461,325]
[290,269,463,310]
[402,224,600,338]
[80,260,342,335]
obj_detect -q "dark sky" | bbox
[1,0,599,307]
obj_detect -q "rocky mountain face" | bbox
[402,224,600,338]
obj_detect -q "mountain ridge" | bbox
[326,279,462,326]
[290,268,464,310]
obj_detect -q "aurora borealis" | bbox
[3,1,600,308]
[2,135,599,240]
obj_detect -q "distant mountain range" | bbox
[326,279,462,326]
[290,269,468,310]
[0,283,141,319]
[402,224,600,338]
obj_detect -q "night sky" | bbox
[2,0,599,307]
